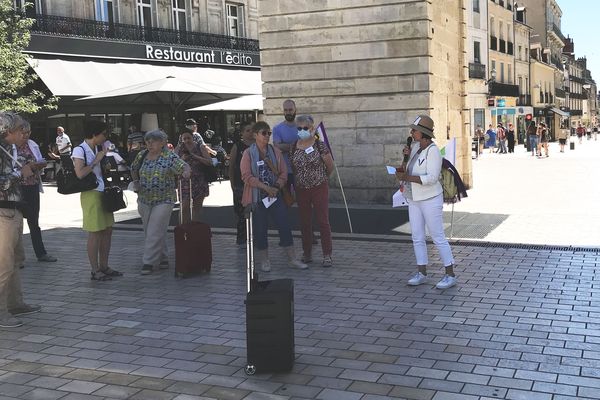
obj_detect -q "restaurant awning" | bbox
[28,58,262,97]
[187,95,263,111]
[549,107,570,118]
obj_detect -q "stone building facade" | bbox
[466,0,489,139]
[258,0,471,204]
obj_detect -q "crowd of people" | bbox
[0,104,458,328]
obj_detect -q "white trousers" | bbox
[138,201,173,267]
[408,193,454,267]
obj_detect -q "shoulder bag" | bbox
[56,145,99,195]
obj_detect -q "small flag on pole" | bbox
[316,122,334,160]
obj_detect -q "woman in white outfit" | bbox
[395,115,456,289]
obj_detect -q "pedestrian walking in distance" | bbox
[395,115,456,289]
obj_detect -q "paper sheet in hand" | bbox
[386,166,397,175]
[262,197,277,208]
[392,190,408,207]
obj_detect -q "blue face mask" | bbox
[297,129,311,140]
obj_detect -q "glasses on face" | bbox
[297,126,310,131]
[259,131,272,137]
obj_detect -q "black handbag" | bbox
[203,163,218,183]
[102,185,127,212]
[56,145,99,195]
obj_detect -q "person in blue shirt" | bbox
[272,99,298,189]
[485,124,496,154]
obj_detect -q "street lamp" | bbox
[486,68,497,85]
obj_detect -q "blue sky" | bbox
[556,0,599,79]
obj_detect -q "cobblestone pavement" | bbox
[2,225,600,400]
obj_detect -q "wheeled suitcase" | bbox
[244,209,295,375]
[174,180,212,277]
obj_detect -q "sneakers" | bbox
[37,254,57,262]
[301,254,313,264]
[289,259,308,270]
[141,264,153,275]
[322,256,333,268]
[407,272,428,286]
[436,275,457,289]
[9,304,41,316]
[0,316,23,328]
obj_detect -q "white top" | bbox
[405,142,443,202]
[56,133,71,155]
[72,141,104,192]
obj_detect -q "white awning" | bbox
[28,58,262,97]
[549,107,569,117]
[187,95,263,111]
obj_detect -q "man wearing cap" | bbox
[395,115,456,290]
[181,118,217,156]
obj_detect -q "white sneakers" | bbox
[407,272,457,289]
[436,275,457,289]
[408,272,428,286]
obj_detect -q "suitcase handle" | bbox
[178,177,193,225]
[246,208,254,293]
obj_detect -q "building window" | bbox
[507,64,512,84]
[518,45,522,60]
[137,0,152,28]
[473,0,480,13]
[499,21,504,40]
[491,60,496,79]
[226,3,245,37]
[14,0,41,15]
[95,0,115,23]
[490,17,495,36]
[474,41,481,63]
[172,0,186,31]
[518,76,523,92]
[500,62,505,83]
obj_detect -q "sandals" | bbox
[100,267,123,277]
[91,271,112,281]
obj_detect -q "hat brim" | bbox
[410,124,435,138]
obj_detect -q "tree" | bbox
[0,0,57,113]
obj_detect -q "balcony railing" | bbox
[468,62,486,79]
[499,39,506,53]
[570,75,586,84]
[517,94,531,106]
[507,41,513,55]
[555,88,566,98]
[570,109,582,116]
[489,81,519,97]
[490,35,497,51]
[31,13,260,52]
[552,23,566,44]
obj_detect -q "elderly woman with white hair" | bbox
[131,130,191,275]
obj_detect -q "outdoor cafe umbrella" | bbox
[77,75,251,135]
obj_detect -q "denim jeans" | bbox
[529,135,539,153]
[252,196,293,250]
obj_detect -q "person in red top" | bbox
[576,123,585,144]
[496,123,507,154]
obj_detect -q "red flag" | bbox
[316,122,333,160]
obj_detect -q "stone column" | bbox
[258,0,470,203]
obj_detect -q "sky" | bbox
[556,0,600,78]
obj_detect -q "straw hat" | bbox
[410,115,435,138]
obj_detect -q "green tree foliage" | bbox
[0,0,57,113]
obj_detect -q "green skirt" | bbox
[80,190,114,232]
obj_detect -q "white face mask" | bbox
[297,129,311,140]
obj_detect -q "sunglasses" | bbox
[259,130,272,136]
[297,126,310,131]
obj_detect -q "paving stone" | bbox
[57,380,105,394]
[19,388,66,400]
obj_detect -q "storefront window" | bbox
[226,3,245,37]
[172,0,186,31]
